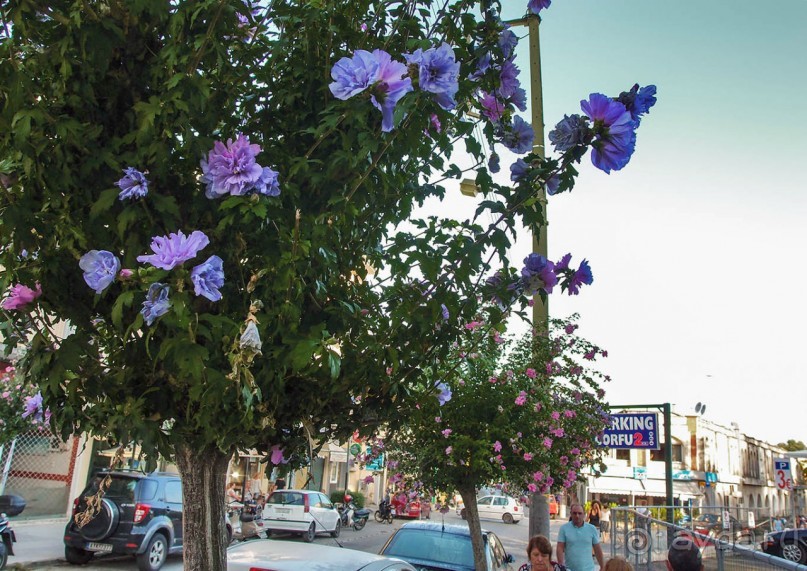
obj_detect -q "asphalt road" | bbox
[37,509,544,570]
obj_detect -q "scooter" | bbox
[227,499,265,542]
[338,495,371,531]
[0,495,26,570]
[374,498,394,524]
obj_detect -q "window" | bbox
[329,460,339,484]
[164,481,182,504]
[616,449,630,461]
[478,497,493,506]
[493,497,508,506]
[650,442,684,462]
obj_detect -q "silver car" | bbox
[227,539,416,570]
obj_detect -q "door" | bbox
[477,496,493,519]
[492,497,508,519]
[164,480,183,547]
[313,492,338,531]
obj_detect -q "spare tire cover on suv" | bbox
[79,498,121,541]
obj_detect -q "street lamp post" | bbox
[506,12,550,540]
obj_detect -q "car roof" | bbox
[270,489,320,494]
[398,521,490,537]
[227,539,416,570]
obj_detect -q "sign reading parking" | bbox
[774,458,793,491]
[596,412,659,449]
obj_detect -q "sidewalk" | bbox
[7,516,69,569]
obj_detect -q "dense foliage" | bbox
[0,1,654,568]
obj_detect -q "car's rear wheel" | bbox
[330,518,341,538]
[503,513,514,524]
[782,541,807,564]
[65,546,94,565]
[137,533,168,571]
[303,522,316,543]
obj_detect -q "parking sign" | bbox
[774,458,793,491]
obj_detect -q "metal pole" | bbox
[664,403,674,523]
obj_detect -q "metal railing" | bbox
[606,506,807,571]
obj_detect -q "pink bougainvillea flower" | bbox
[551,411,561,420]
[542,437,553,449]
[442,428,452,438]
[525,368,536,379]
[524,452,533,461]
[363,475,375,484]
[445,446,453,455]
[493,440,502,452]
[528,483,538,493]
[270,444,288,465]
[533,470,544,482]
[515,391,527,406]
[1,282,42,310]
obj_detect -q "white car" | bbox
[461,495,523,523]
[227,539,417,570]
[261,489,341,541]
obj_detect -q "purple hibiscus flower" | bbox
[369,50,414,132]
[330,49,413,132]
[200,134,266,198]
[116,167,149,201]
[1,283,42,310]
[22,391,45,421]
[141,282,171,326]
[405,43,460,110]
[510,158,530,183]
[480,92,505,122]
[190,255,225,301]
[528,0,552,14]
[521,253,557,295]
[581,93,636,173]
[549,114,591,152]
[435,381,452,406]
[567,259,593,295]
[137,230,209,270]
[253,166,281,197]
[501,115,534,154]
[80,250,121,294]
[499,27,518,59]
[554,253,572,272]
[270,444,289,465]
[616,83,658,123]
[545,173,560,195]
[498,59,521,99]
[488,152,501,173]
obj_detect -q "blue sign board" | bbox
[596,412,659,449]
[365,450,384,472]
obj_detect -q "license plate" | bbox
[276,508,290,513]
[86,542,113,553]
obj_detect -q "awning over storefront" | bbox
[588,475,703,499]
[318,442,347,462]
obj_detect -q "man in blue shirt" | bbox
[557,504,604,571]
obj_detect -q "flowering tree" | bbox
[384,315,610,568]
[0,365,50,447]
[0,0,654,568]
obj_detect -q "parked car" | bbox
[460,495,522,524]
[63,470,183,571]
[763,529,807,564]
[227,539,417,570]
[379,521,516,570]
[262,489,341,542]
[677,513,753,547]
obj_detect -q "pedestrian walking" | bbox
[666,537,703,571]
[600,504,611,540]
[588,501,602,532]
[557,504,605,571]
[519,535,568,571]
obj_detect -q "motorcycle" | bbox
[0,494,25,570]
[227,498,265,542]
[338,495,371,531]
[374,497,394,524]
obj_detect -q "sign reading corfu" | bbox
[597,412,660,449]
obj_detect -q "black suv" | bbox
[63,470,184,571]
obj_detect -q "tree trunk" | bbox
[175,441,231,571]
[459,484,488,570]
[529,492,550,540]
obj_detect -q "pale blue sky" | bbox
[484,0,807,444]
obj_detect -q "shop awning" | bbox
[588,475,703,499]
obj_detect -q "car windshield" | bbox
[83,475,138,501]
[267,491,305,506]
[384,529,477,568]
